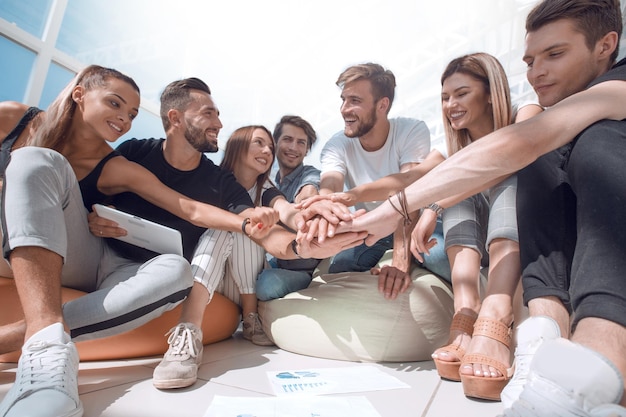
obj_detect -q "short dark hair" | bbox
[526,0,622,64]
[273,115,317,150]
[160,77,211,130]
[336,63,396,112]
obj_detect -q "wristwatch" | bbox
[426,203,444,216]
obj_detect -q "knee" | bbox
[256,270,287,301]
[6,148,72,186]
[144,254,193,292]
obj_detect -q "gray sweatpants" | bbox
[2,147,192,341]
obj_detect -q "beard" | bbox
[184,123,218,153]
[344,107,377,138]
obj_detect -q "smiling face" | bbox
[276,123,308,172]
[77,77,140,142]
[441,72,493,140]
[244,127,275,177]
[339,79,379,138]
[524,19,607,108]
[181,90,223,153]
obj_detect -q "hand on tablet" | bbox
[88,206,128,238]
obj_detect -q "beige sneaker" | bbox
[242,312,274,346]
[153,323,203,389]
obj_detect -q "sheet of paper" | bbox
[267,365,410,396]
[203,395,382,417]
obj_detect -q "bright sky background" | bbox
[8,0,625,166]
[53,0,544,165]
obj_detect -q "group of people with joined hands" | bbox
[1,0,626,416]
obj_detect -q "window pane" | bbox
[114,110,163,148]
[56,1,181,103]
[0,0,52,38]
[39,62,75,109]
[0,35,35,102]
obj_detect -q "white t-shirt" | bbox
[321,117,431,212]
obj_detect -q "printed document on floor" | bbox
[267,365,410,396]
[203,395,382,417]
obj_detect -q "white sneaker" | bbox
[590,404,626,417]
[0,322,83,417]
[500,338,624,417]
[153,323,203,389]
[501,316,561,408]
[242,313,274,346]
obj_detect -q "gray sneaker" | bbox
[0,322,83,417]
[500,338,624,417]
[153,323,203,389]
[501,316,561,408]
[242,312,274,346]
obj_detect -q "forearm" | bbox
[392,211,418,272]
[294,184,319,204]
[181,198,244,232]
[349,172,417,203]
[319,173,343,196]
[255,225,297,259]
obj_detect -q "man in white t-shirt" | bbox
[320,62,438,275]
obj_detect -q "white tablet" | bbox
[93,204,183,256]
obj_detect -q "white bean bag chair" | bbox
[258,256,455,362]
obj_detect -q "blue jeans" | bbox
[328,234,394,273]
[256,268,313,301]
[418,218,451,283]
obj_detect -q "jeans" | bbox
[517,120,626,328]
[418,218,451,283]
[256,268,313,301]
[328,233,394,273]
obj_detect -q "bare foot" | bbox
[460,309,513,378]
[433,308,478,363]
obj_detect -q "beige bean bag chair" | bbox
[258,255,455,362]
[0,277,240,362]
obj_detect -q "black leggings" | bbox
[517,120,626,330]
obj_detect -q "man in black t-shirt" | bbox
[90,78,365,391]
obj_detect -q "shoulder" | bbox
[0,102,31,136]
[302,164,321,175]
[116,138,163,157]
[324,130,349,148]
[389,118,430,147]
[391,117,429,135]
[587,58,626,88]
[513,102,543,123]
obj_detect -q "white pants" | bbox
[191,228,265,306]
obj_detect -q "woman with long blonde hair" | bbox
[413,53,542,401]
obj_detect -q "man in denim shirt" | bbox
[256,115,321,300]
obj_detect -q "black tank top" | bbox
[78,150,121,211]
[0,107,42,177]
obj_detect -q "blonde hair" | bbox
[441,53,512,156]
[31,65,139,152]
[336,63,396,112]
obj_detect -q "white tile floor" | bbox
[0,328,505,417]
